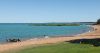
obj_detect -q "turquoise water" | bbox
[0,23,91,42]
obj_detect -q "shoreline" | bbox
[75,25,94,36]
[0,25,91,44]
[0,25,90,44]
[0,25,100,52]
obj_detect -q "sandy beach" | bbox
[0,25,100,53]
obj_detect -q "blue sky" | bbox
[0,0,100,23]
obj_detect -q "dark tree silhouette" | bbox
[96,19,100,25]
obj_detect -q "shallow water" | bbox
[0,23,91,42]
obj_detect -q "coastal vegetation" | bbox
[28,22,96,26]
[96,19,100,25]
[8,42,100,53]
[29,23,80,26]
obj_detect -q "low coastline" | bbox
[0,25,100,53]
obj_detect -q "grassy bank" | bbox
[7,42,100,53]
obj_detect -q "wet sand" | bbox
[0,25,100,53]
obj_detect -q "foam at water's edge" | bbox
[76,25,94,36]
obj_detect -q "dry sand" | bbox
[0,25,100,53]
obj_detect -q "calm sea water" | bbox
[0,23,91,42]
